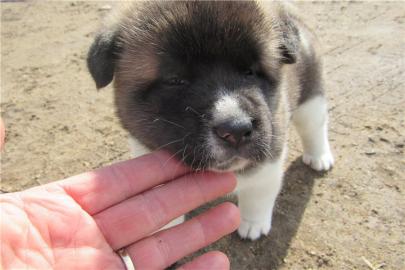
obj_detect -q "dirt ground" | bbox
[1,1,404,269]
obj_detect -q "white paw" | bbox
[237,218,271,241]
[303,151,334,171]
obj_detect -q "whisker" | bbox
[181,153,190,165]
[196,148,205,171]
[153,118,185,129]
[154,133,190,151]
[257,141,274,159]
[190,147,197,169]
[163,147,185,167]
[201,149,209,172]
[185,106,206,119]
[204,150,212,172]
[181,144,188,163]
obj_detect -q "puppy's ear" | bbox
[87,32,119,89]
[279,43,297,64]
[278,19,299,64]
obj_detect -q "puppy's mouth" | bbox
[209,156,252,172]
[175,145,256,173]
[175,122,269,172]
[158,94,272,172]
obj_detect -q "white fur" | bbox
[206,131,226,161]
[236,148,286,240]
[209,94,252,161]
[299,27,312,54]
[129,136,150,158]
[213,94,250,123]
[214,157,251,172]
[292,96,334,171]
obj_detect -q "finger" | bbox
[177,251,230,270]
[58,151,189,214]
[126,202,240,270]
[94,171,236,250]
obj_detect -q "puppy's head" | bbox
[88,2,296,172]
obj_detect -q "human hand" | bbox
[0,151,240,269]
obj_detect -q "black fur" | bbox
[87,2,321,172]
[280,44,297,64]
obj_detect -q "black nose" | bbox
[214,119,253,147]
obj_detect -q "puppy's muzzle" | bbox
[214,118,254,147]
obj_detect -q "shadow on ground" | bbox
[179,157,327,270]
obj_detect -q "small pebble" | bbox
[365,150,376,155]
[379,137,390,143]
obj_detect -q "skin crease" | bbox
[0,121,240,270]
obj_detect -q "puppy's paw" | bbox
[238,218,271,241]
[303,151,334,171]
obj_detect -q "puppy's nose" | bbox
[214,119,253,147]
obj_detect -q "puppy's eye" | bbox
[167,77,187,86]
[243,68,254,76]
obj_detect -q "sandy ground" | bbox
[1,1,404,269]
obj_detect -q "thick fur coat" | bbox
[88,1,334,240]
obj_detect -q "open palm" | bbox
[1,152,239,270]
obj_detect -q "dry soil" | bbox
[1,1,404,270]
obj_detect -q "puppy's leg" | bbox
[237,151,285,240]
[129,136,185,229]
[292,96,334,171]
